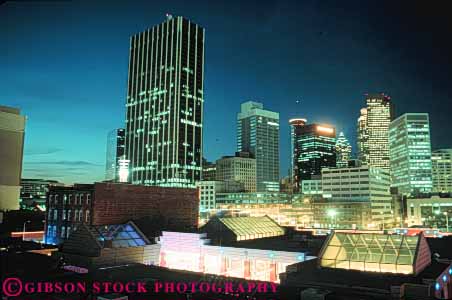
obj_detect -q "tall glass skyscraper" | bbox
[335,131,352,168]
[125,16,205,187]
[105,128,125,182]
[290,118,307,192]
[357,93,394,171]
[389,113,432,195]
[237,101,279,192]
[291,122,336,191]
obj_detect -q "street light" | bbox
[22,220,31,241]
[327,209,337,228]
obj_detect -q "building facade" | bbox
[407,196,452,231]
[196,180,244,211]
[389,113,432,196]
[322,166,393,229]
[215,152,257,192]
[292,123,336,190]
[335,131,352,168]
[20,178,62,207]
[105,128,126,182]
[432,149,452,193]
[125,16,205,188]
[237,101,279,192]
[289,118,307,192]
[201,158,216,181]
[215,192,292,206]
[301,179,323,196]
[357,93,394,171]
[45,182,199,245]
[0,106,26,211]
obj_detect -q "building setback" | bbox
[105,128,125,182]
[237,101,279,192]
[125,16,205,188]
[0,106,26,211]
[45,182,199,245]
[358,93,394,171]
[432,149,452,193]
[389,113,432,196]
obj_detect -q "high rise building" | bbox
[105,128,125,182]
[125,16,205,188]
[237,101,279,192]
[289,118,307,192]
[216,152,256,192]
[322,166,393,229]
[357,93,394,171]
[335,132,352,168]
[431,149,452,193]
[0,106,26,211]
[389,113,432,195]
[291,122,336,191]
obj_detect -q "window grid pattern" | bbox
[220,216,284,241]
[320,232,418,274]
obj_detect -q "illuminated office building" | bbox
[125,16,205,187]
[431,149,452,193]
[0,106,26,211]
[357,93,394,171]
[292,123,336,191]
[389,113,432,195]
[105,128,125,182]
[289,118,307,192]
[322,166,393,229]
[335,131,352,168]
[216,152,256,192]
[237,101,279,192]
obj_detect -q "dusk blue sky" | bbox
[1,0,451,184]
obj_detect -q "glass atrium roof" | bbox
[219,216,285,241]
[93,222,148,248]
[319,232,431,275]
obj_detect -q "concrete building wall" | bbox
[0,106,25,211]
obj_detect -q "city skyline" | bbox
[1,0,452,184]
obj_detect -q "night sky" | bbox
[1,0,451,184]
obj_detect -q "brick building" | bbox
[45,182,199,245]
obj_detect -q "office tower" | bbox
[357,93,394,170]
[335,131,352,168]
[322,166,393,229]
[237,101,279,192]
[105,128,125,182]
[432,149,452,193]
[389,113,432,195]
[289,118,307,192]
[291,122,336,191]
[335,132,352,168]
[201,157,216,181]
[216,152,257,192]
[0,106,26,211]
[125,16,205,188]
